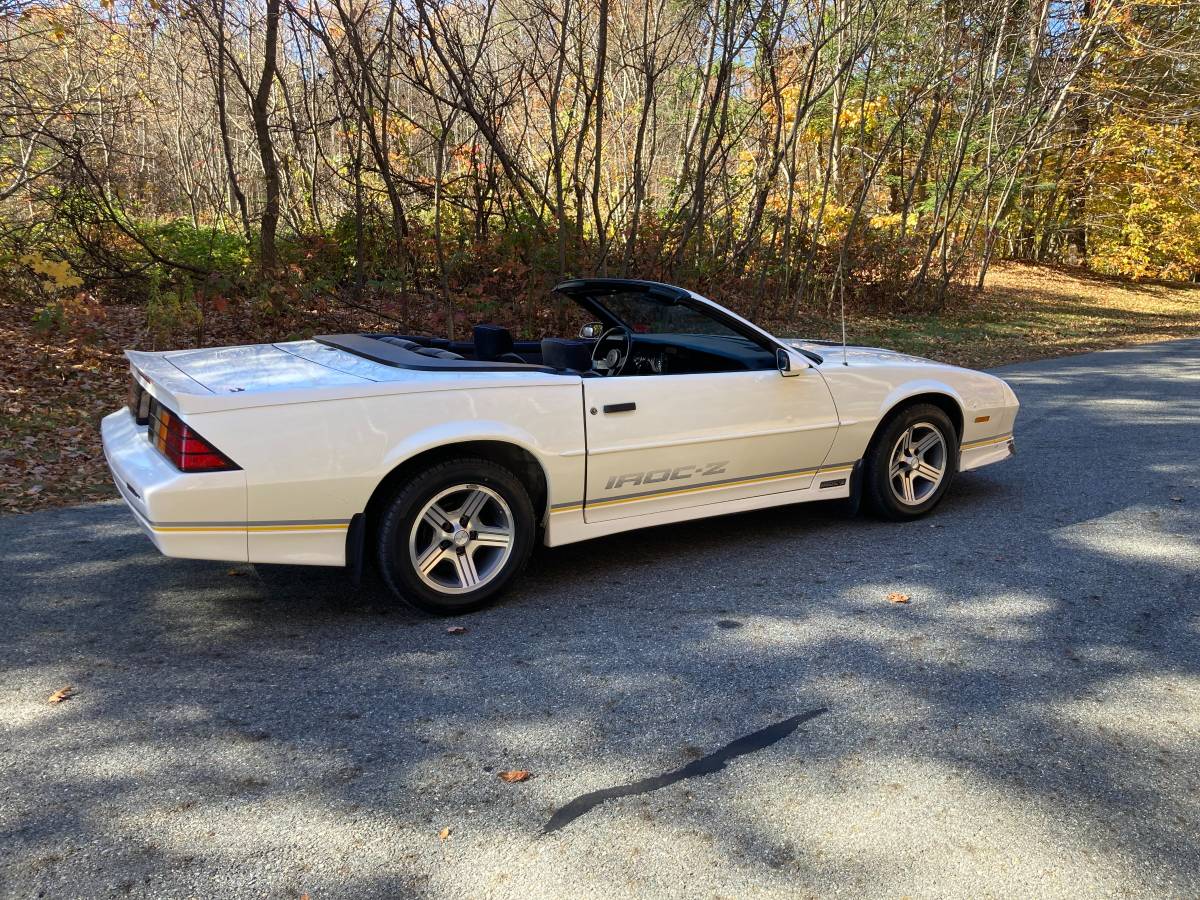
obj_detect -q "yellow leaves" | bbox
[48,685,75,704]
[773,83,806,126]
[1088,115,1200,281]
[800,124,823,145]
[20,252,84,292]
[736,148,760,179]
[816,201,853,239]
[838,96,889,132]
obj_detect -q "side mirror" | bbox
[579,322,605,340]
[776,347,808,377]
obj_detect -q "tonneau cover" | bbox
[315,333,558,373]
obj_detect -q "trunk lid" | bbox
[124,339,566,416]
[126,342,384,416]
[158,343,373,394]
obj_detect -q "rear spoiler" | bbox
[125,350,214,415]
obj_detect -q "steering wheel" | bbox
[591,326,632,376]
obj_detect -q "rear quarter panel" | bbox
[187,381,587,564]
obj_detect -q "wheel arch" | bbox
[363,440,550,542]
[870,389,965,453]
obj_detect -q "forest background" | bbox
[1,0,1198,508]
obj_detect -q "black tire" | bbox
[863,403,958,521]
[376,458,536,615]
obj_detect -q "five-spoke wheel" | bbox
[377,458,535,614]
[409,485,515,594]
[864,404,957,520]
[888,421,947,507]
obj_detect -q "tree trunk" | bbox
[250,0,282,275]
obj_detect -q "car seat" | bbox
[540,338,594,374]
[473,324,528,364]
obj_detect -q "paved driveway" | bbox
[2,340,1198,899]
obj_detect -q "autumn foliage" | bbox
[0,0,1196,341]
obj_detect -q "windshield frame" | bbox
[553,279,775,350]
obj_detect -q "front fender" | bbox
[821,368,972,465]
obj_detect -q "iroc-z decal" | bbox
[604,462,729,491]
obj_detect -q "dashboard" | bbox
[624,333,777,376]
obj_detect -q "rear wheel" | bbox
[376,458,535,615]
[864,404,957,520]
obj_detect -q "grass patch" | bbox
[792,263,1200,368]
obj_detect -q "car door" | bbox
[582,367,840,523]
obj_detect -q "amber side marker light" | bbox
[974,415,991,423]
[147,399,240,473]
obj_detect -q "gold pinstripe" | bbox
[149,523,350,534]
[961,432,1013,450]
[552,462,856,514]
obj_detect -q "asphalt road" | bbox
[2,339,1199,899]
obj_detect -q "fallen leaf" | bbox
[446,626,467,635]
[886,592,911,604]
[48,685,75,704]
[498,770,531,783]
[438,827,451,840]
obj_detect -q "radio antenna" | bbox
[838,277,849,366]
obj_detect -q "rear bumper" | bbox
[101,408,249,562]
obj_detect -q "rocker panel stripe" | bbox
[550,461,858,513]
[961,432,1013,450]
[146,518,351,534]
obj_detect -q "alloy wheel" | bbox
[408,484,515,594]
[888,422,948,506]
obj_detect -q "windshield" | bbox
[585,290,745,337]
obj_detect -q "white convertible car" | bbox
[102,279,1018,613]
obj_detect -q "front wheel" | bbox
[376,458,536,615]
[863,404,957,520]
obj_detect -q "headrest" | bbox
[541,338,592,372]
[473,324,514,361]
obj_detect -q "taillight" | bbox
[147,399,239,473]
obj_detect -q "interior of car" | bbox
[335,280,781,377]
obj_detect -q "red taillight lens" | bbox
[147,399,239,472]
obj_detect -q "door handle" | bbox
[603,402,637,414]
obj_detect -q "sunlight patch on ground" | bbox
[1049,674,1200,752]
[726,753,1168,898]
[1056,515,1199,570]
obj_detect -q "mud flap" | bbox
[345,513,366,586]
[844,459,864,517]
